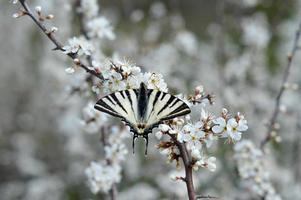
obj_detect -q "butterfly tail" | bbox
[132,133,138,154]
[144,135,148,156]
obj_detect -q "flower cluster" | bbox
[87,17,115,40]
[157,89,248,172]
[212,110,248,142]
[234,140,282,200]
[63,36,93,56]
[80,101,108,134]
[78,0,99,19]
[92,59,168,94]
[84,123,128,194]
[85,161,121,194]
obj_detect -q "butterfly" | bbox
[94,82,191,154]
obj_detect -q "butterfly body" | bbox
[94,82,191,154]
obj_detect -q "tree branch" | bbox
[168,134,196,200]
[196,195,219,199]
[261,20,301,149]
[17,0,103,80]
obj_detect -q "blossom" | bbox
[65,67,75,74]
[194,156,216,172]
[177,122,204,150]
[109,71,127,91]
[150,2,166,18]
[63,36,93,56]
[241,14,270,48]
[185,122,204,149]
[212,117,227,134]
[174,31,198,56]
[104,143,128,163]
[212,116,248,141]
[87,16,115,40]
[159,124,171,132]
[226,118,248,141]
[81,102,107,134]
[234,140,282,199]
[145,73,168,92]
[79,0,99,18]
[126,75,142,89]
[85,161,121,194]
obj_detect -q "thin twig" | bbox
[196,194,219,199]
[260,20,301,149]
[100,126,118,200]
[17,0,103,80]
[168,134,196,200]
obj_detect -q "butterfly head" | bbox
[136,123,147,134]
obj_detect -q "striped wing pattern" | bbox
[94,89,139,131]
[94,83,191,154]
[95,88,190,134]
[145,90,191,128]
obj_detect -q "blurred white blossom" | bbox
[63,36,94,56]
[234,140,282,200]
[85,161,121,194]
[87,17,116,40]
[242,14,270,48]
[79,0,99,18]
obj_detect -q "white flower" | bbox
[242,0,259,7]
[242,14,270,48]
[91,85,100,94]
[226,118,248,141]
[212,117,226,134]
[234,140,281,199]
[207,157,217,172]
[87,16,115,40]
[85,161,121,194]
[145,73,168,92]
[65,67,75,74]
[181,122,204,149]
[63,36,93,56]
[131,66,141,75]
[81,102,107,134]
[194,156,216,172]
[177,130,191,143]
[155,131,163,140]
[79,0,99,18]
[204,133,216,148]
[191,148,202,159]
[150,2,166,18]
[35,6,42,13]
[110,72,126,91]
[130,9,144,23]
[159,124,171,132]
[104,143,128,163]
[174,31,198,56]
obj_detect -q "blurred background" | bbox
[0,0,301,199]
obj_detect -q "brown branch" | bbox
[100,126,118,200]
[17,0,103,80]
[196,195,219,199]
[261,20,301,149]
[168,134,196,200]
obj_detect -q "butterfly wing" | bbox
[94,89,139,133]
[144,90,191,132]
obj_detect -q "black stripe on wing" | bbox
[161,102,191,121]
[94,94,125,118]
[111,93,128,114]
[94,102,123,118]
[158,95,176,115]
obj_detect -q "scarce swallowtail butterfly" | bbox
[94,82,191,155]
